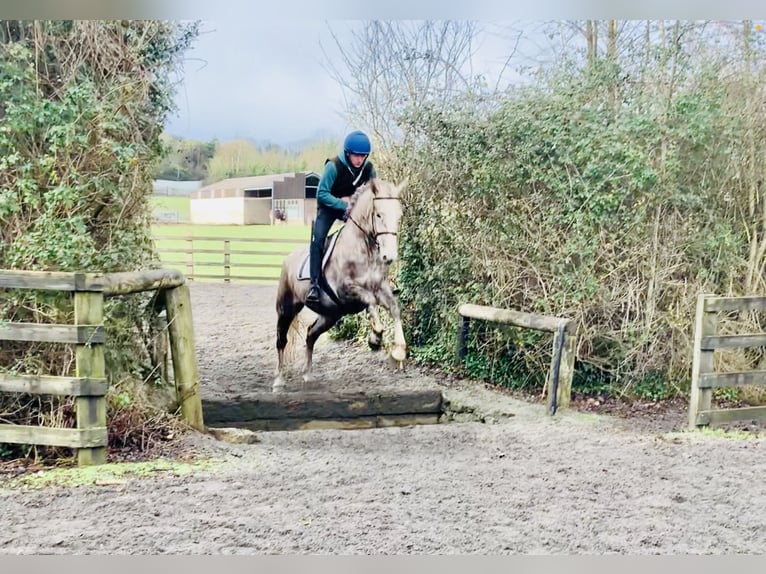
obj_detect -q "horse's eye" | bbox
[376,213,382,218]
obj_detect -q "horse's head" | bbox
[348,178,406,265]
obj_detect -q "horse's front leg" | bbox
[367,305,384,351]
[376,284,407,367]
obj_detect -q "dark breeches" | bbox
[310,206,340,282]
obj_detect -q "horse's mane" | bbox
[347,179,375,221]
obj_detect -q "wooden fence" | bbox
[689,293,766,429]
[152,235,307,283]
[456,303,577,415]
[0,269,204,465]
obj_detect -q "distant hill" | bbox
[244,128,341,153]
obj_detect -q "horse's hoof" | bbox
[390,346,406,363]
[272,377,286,393]
[302,373,312,384]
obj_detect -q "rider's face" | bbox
[348,153,366,168]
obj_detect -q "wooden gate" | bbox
[0,269,204,465]
[689,293,766,429]
[0,271,108,465]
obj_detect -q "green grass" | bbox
[2,458,219,490]
[152,223,314,283]
[151,196,191,222]
[153,223,312,240]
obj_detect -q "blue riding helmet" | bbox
[343,130,372,155]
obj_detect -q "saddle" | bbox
[297,228,342,281]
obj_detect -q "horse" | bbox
[273,178,407,392]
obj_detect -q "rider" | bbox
[306,130,376,304]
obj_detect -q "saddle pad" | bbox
[297,228,341,281]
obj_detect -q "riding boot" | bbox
[306,281,320,304]
[307,219,323,304]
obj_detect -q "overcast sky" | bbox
[163,20,522,148]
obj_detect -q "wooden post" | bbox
[456,316,470,360]
[547,328,576,414]
[165,284,205,431]
[74,290,107,466]
[559,332,576,409]
[185,237,194,280]
[689,294,717,429]
[224,239,231,283]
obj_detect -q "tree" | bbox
[322,21,484,156]
[154,134,217,180]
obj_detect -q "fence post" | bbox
[165,284,205,431]
[224,239,231,283]
[547,325,576,414]
[688,293,717,429]
[185,237,194,280]
[74,287,107,465]
[456,316,470,360]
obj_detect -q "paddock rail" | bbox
[152,235,306,283]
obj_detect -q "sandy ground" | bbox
[1,283,766,555]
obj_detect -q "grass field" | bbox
[151,222,315,283]
[152,196,191,222]
[150,193,349,283]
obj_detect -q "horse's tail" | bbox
[285,310,313,362]
[276,252,310,363]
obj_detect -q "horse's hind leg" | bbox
[274,294,302,392]
[303,314,339,384]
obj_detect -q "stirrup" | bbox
[306,284,321,302]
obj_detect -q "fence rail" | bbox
[456,303,577,415]
[152,235,307,283]
[0,268,204,465]
[689,293,766,429]
[0,271,108,465]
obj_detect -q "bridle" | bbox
[347,196,401,252]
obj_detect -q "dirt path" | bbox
[1,283,765,554]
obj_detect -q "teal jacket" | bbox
[316,151,376,213]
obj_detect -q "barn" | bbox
[189,171,320,225]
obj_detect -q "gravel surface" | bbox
[1,283,765,555]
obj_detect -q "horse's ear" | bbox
[396,178,409,194]
[370,178,379,195]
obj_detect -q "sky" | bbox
[163,20,521,149]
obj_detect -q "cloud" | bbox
[165,20,348,146]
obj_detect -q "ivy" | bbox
[385,38,766,400]
[0,22,199,449]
